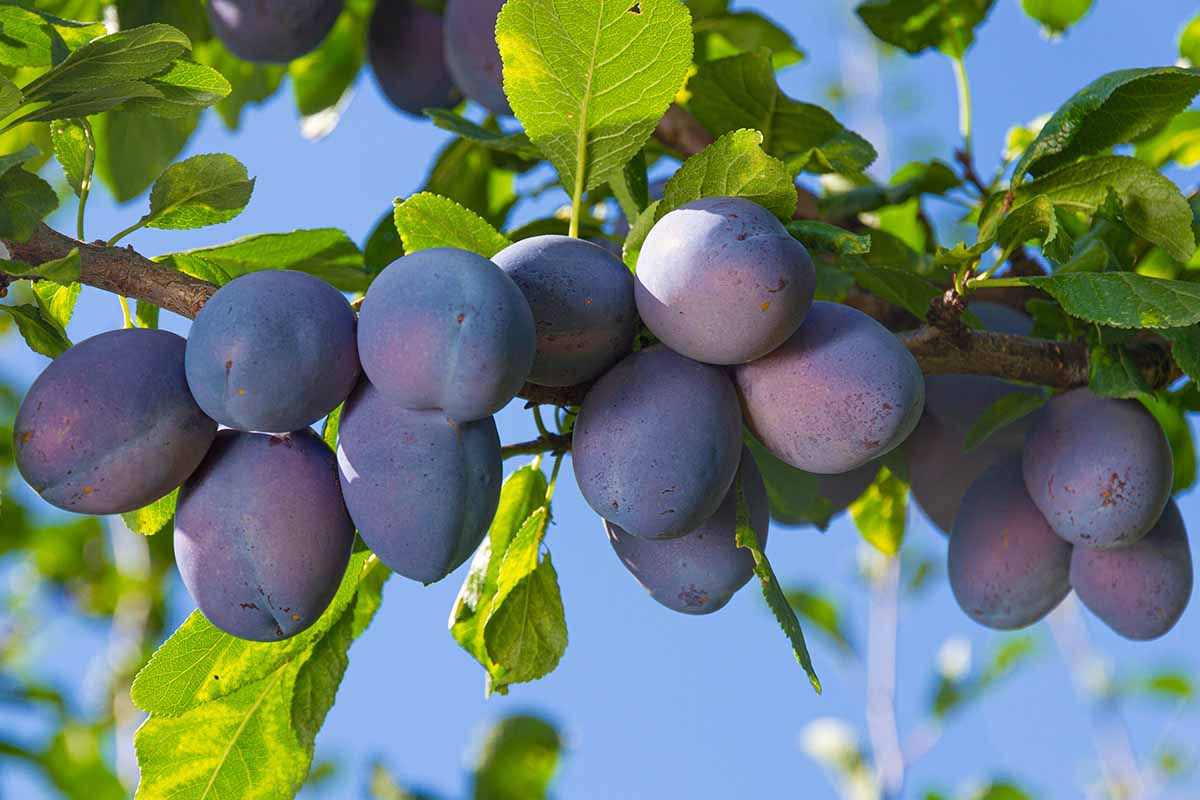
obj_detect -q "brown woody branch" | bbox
[1,223,1179,408]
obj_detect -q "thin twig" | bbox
[500,432,572,460]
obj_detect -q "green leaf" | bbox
[483,540,567,694]
[964,391,1047,452]
[393,193,512,258]
[1011,68,1200,185]
[986,156,1196,263]
[451,466,551,690]
[1164,325,1200,383]
[425,109,542,160]
[10,81,164,125]
[1,248,80,284]
[32,279,81,331]
[0,303,72,357]
[131,553,384,715]
[1089,342,1151,399]
[142,153,255,230]
[289,10,366,116]
[622,199,661,270]
[783,587,855,654]
[0,144,43,179]
[125,59,233,117]
[1132,671,1190,700]
[745,435,839,529]
[23,24,191,101]
[363,208,404,272]
[610,151,649,223]
[689,50,876,175]
[1134,110,1200,168]
[1057,237,1114,274]
[0,75,23,120]
[820,160,959,220]
[471,715,562,800]
[1020,0,1091,35]
[855,0,997,58]
[849,466,908,556]
[787,221,871,255]
[49,120,89,196]
[1022,271,1200,329]
[0,167,58,242]
[693,11,805,69]
[496,0,693,199]
[424,136,519,230]
[0,6,104,68]
[121,490,177,536]
[93,108,200,203]
[133,555,388,800]
[657,129,796,221]
[734,478,821,693]
[997,195,1073,262]
[322,405,342,452]
[974,782,1033,800]
[157,229,371,291]
[852,265,940,320]
[1180,13,1200,66]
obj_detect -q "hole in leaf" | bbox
[627,2,642,14]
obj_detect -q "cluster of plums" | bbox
[903,306,1192,640]
[207,0,509,117]
[11,195,1193,643]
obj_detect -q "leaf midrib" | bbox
[199,665,286,800]
[571,3,606,214]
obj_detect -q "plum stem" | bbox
[75,119,95,242]
[500,432,572,460]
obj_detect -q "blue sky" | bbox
[2,1,1199,798]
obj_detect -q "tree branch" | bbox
[2,222,1179,413]
[6,224,215,319]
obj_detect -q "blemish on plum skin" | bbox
[456,312,465,324]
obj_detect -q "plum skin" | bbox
[1070,500,1192,641]
[14,329,216,515]
[572,345,743,540]
[368,0,461,115]
[735,301,924,474]
[185,270,360,434]
[337,380,502,584]
[607,446,768,615]
[444,0,510,115]
[174,428,355,641]
[207,0,344,63]
[491,235,637,387]
[636,196,815,365]
[357,247,536,422]
[948,457,1072,630]
[1022,388,1173,548]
